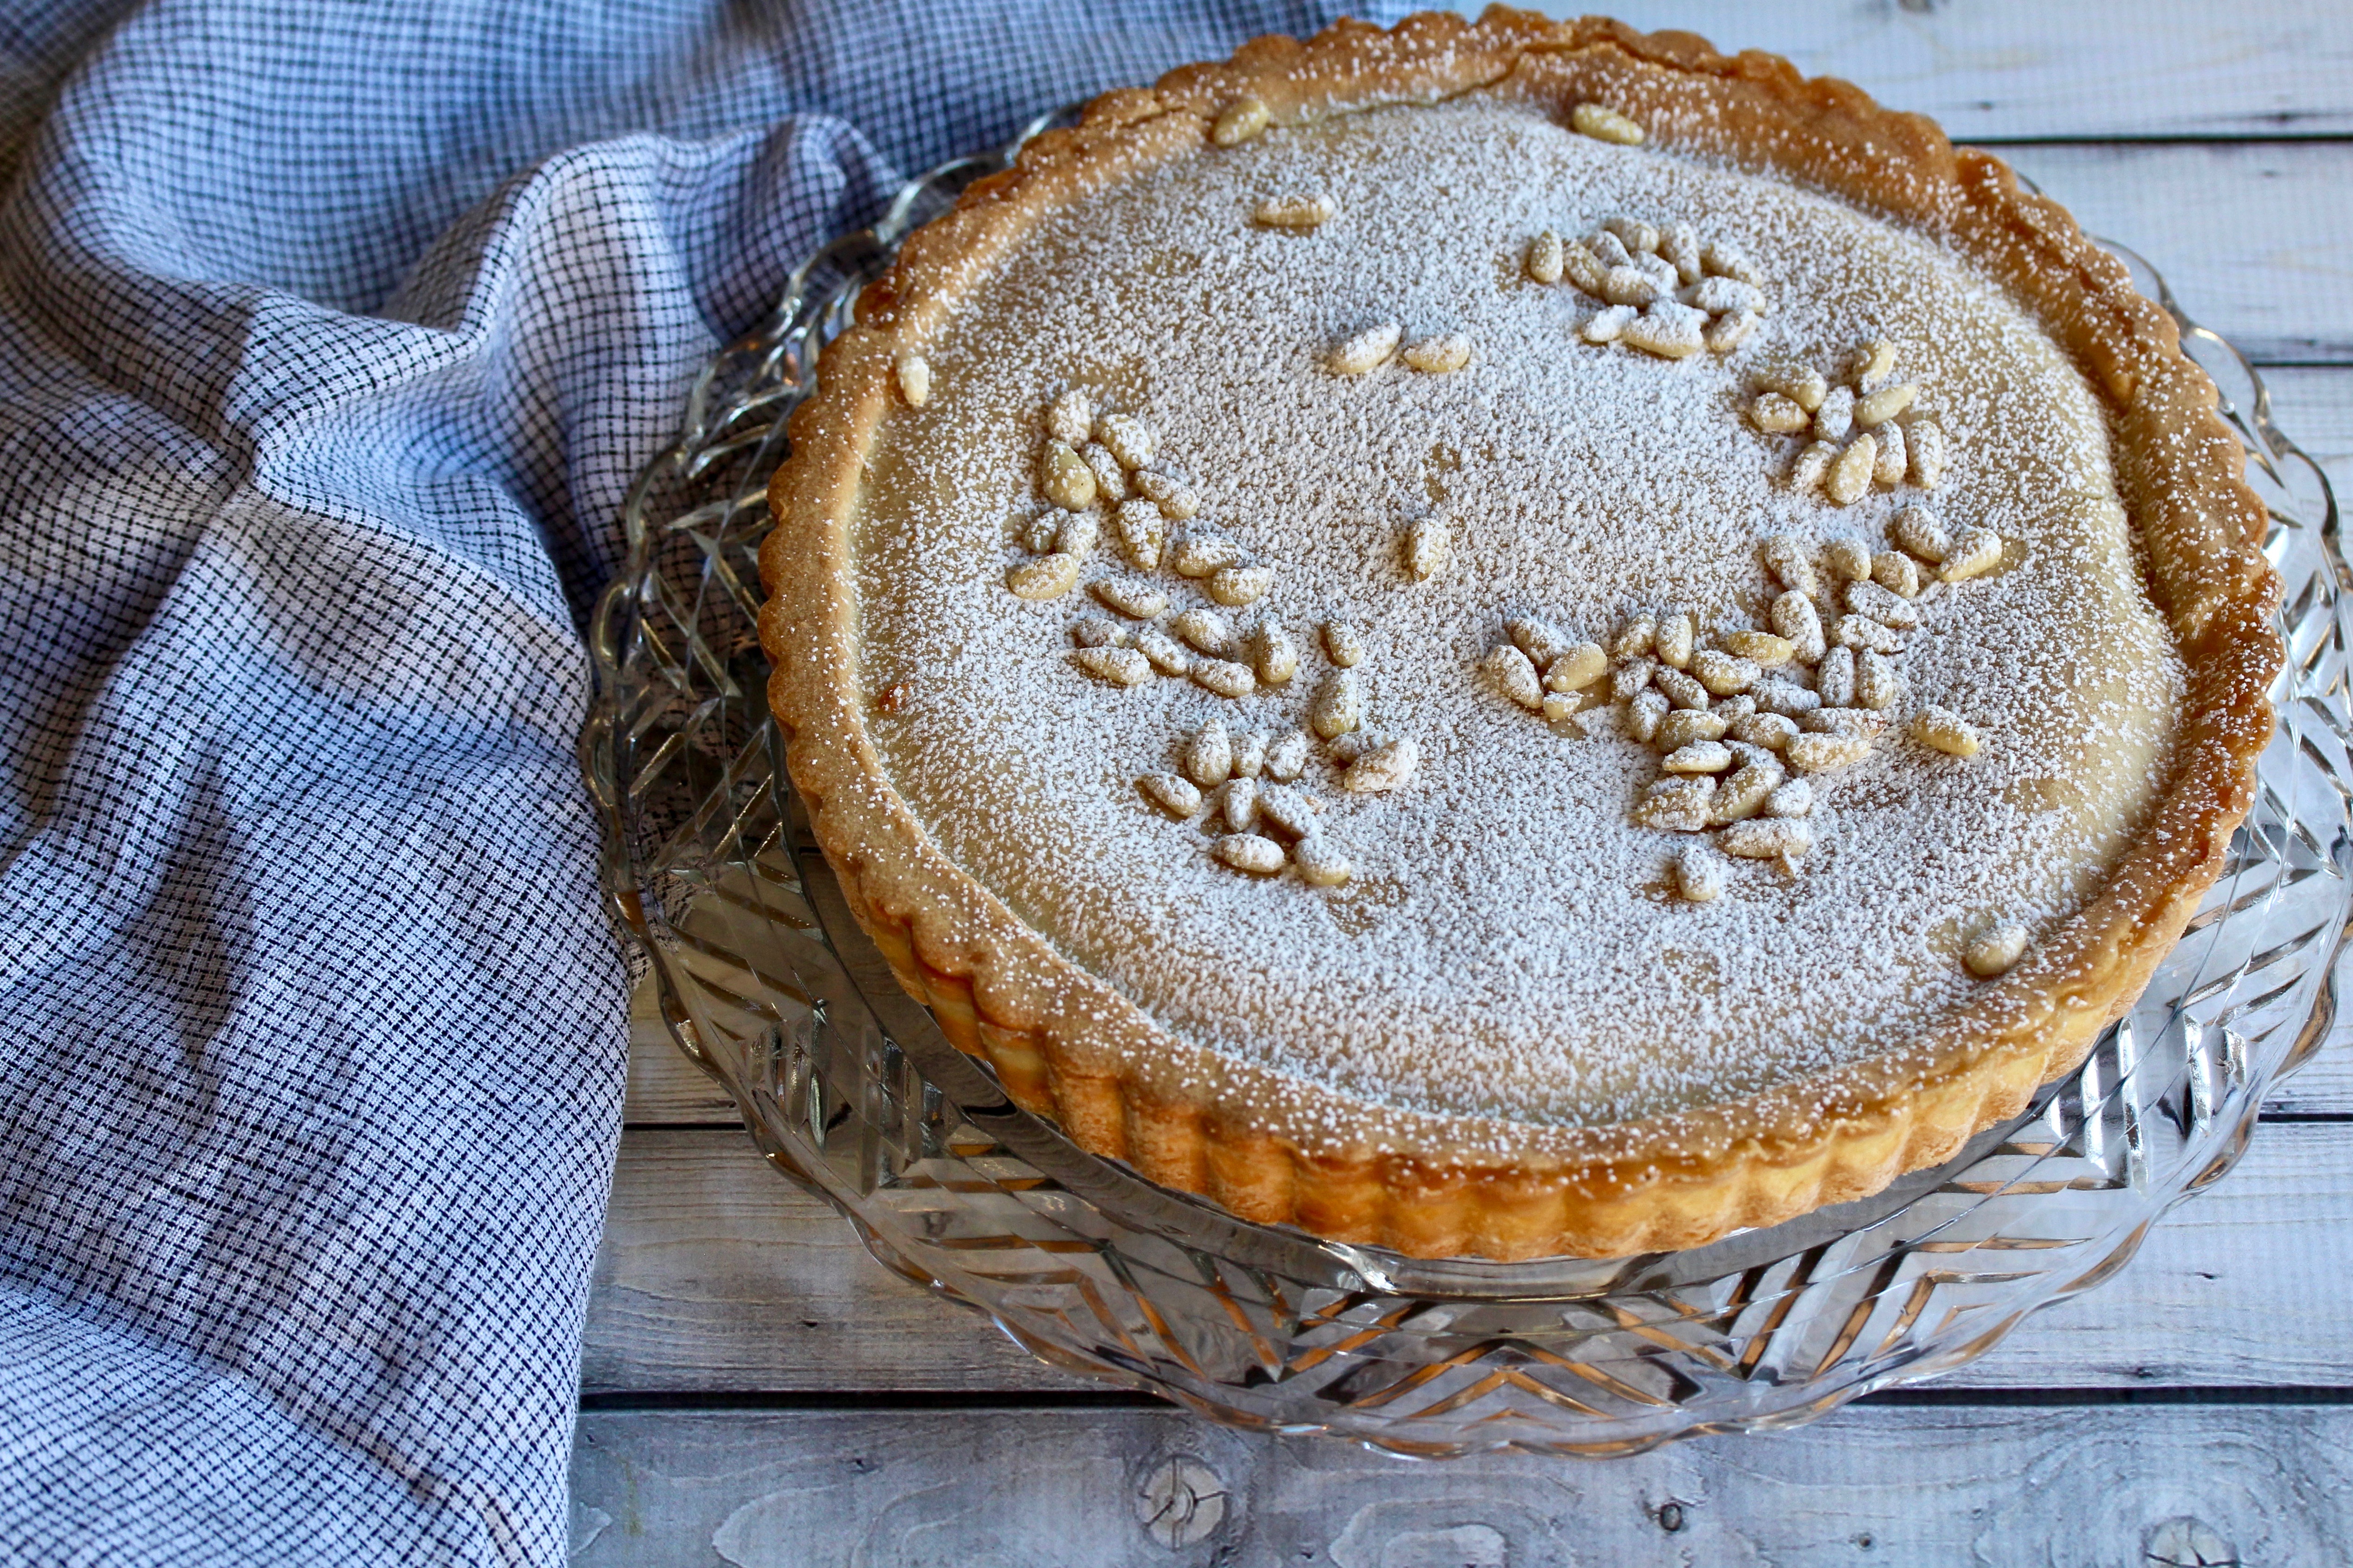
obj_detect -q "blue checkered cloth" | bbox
[0,3,1374,1561]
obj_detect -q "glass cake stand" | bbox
[579,124,2350,1457]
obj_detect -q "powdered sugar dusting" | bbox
[844,95,2182,1135]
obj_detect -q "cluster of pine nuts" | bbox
[1477,503,2006,931]
[1748,339,1950,505]
[1132,666,1420,887]
[1525,214,1767,360]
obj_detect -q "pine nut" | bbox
[1690,649,1759,696]
[1402,333,1473,373]
[1871,551,1920,598]
[1070,615,1123,648]
[1612,616,1657,659]
[1849,338,1897,391]
[1673,843,1727,902]
[1723,630,1795,667]
[1845,579,1919,629]
[1139,773,1201,819]
[1135,469,1200,521]
[1254,784,1317,840]
[1965,921,2028,977]
[1330,321,1402,375]
[1891,505,1950,564]
[1081,442,1127,504]
[1046,388,1093,446]
[1135,627,1192,675]
[1193,659,1256,699]
[1626,689,1670,742]
[1855,648,1899,711]
[1266,730,1310,782]
[1183,722,1232,787]
[1293,836,1353,887]
[1572,103,1645,144]
[1254,193,1335,230]
[1113,499,1165,570]
[1612,656,1658,702]
[1599,265,1660,307]
[1728,712,1798,750]
[1824,437,1876,505]
[1342,737,1418,793]
[1072,647,1152,686]
[1658,220,1702,285]
[1855,383,1918,429]
[1254,620,1299,686]
[1721,819,1814,861]
[1006,553,1081,600]
[1790,440,1838,494]
[1096,414,1156,470]
[1701,240,1760,286]
[1764,778,1813,818]
[1602,216,1659,254]
[1911,705,1981,757]
[1763,536,1819,597]
[1752,392,1810,435]
[1321,619,1365,668]
[1816,646,1856,707]
[1623,301,1708,359]
[1655,610,1695,670]
[1170,533,1238,579]
[1207,564,1273,606]
[1090,576,1166,618]
[1908,419,1948,488]
[1485,644,1545,710]
[1787,731,1870,773]
[1834,614,1903,655]
[1213,777,1259,834]
[1526,229,1564,284]
[1655,709,1729,750]
[894,351,930,407]
[1872,420,1908,488]
[1309,669,1360,739]
[1939,527,2004,583]
[1173,607,1232,656]
[1656,667,1711,710]
[1752,363,1828,413]
[1633,776,1715,832]
[1662,740,1734,774]
[1704,309,1759,353]
[1211,96,1271,146]
[1040,440,1095,509]
[1213,833,1284,874]
[1231,731,1268,778]
[1814,385,1855,443]
[1545,642,1608,691]
[1402,515,1450,581]
[1581,305,1636,344]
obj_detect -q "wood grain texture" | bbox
[570,1402,2353,1567]
[1998,143,2353,364]
[1456,1,2353,141]
[582,1120,2353,1396]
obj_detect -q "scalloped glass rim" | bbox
[581,115,2350,1454]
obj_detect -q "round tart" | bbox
[759,11,2282,1259]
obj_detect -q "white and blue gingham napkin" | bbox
[0,3,1372,1560]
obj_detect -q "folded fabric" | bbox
[0,2,1371,1561]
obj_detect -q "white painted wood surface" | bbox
[573,23,2353,1560]
[572,1404,2353,1567]
[1456,2,2353,142]
[584,1117,2353,1396]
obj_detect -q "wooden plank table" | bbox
[568,8,2353,1561]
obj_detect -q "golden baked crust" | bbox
[757,8,2282,1259]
